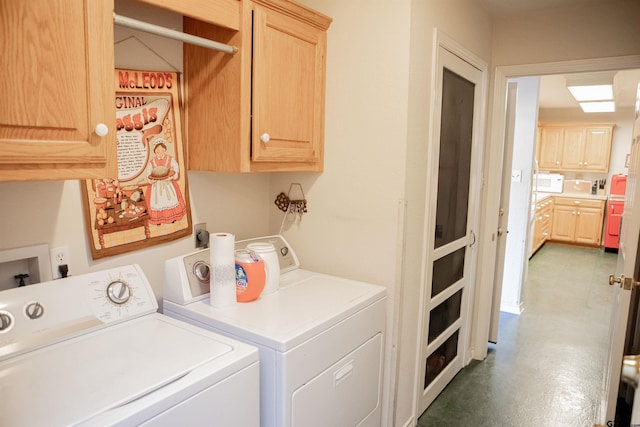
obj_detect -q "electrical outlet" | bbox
[194,223,208,249]
[49,246,70,279]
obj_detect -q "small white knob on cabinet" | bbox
[260,133,270,143]
[95,123,109,137]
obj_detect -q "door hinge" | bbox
[609,274,640,291]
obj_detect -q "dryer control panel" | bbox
[164,235,300,305]
[0,264,157,361]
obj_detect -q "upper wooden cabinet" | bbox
[184,0,332,172]
[537,124,614,173]
[0,0,117,181]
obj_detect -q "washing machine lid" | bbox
[0,314,247,427]
[167,270,386,352]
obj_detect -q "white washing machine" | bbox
[163,235,387,427]
[0,264,259,427]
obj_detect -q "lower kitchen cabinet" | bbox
[550,197,605,246]
[532,197,553,254]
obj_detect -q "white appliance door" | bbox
[0,315,235,427]
[601,83,640,423]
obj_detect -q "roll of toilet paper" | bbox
[209,232,237,308]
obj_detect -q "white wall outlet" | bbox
[511,169,522,183]
[49,246,70,279]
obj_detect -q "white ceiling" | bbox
[477,0,640,111]
[538,70,640,110]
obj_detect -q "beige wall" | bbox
[268,2,412,424]
[285,1,492,425]
[492,1,640,67]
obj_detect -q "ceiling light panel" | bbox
[579,101,615,113]
[568,84,613,102]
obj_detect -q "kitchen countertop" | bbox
[535,191,608,201]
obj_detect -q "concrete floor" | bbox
[418,243,618,426]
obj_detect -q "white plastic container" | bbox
[246,242,280,294]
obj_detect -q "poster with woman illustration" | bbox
[82,69,191,259]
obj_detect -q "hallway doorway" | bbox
[419,244,617,425]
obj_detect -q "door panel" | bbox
[418,45,484,414]
[431,247,465,297]
[601,83,640,424]
[538,127,563,169]
[560,128,586,169]
[434,68,474,249]
[584,127,612,171]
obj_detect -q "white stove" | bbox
[163,235,387,427]
[0,264,259,427]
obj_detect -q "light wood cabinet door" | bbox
[537,124,613,173]
[550,197,605,246]
[183,0,331,173]
[251,4,326,169]
[583,126,613,171]
[574,206,604,245]
[551,204,576,242]
[0,0,116,181]
[560,128,586,169]
[538,127,563,170]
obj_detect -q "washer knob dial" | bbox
[0,311,14,333]
[106,280,131,305]
[193,261,211,283]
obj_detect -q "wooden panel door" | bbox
[561,127,587,170]
[251,4,326,169]
[551,205,575,242]
[584,126,613,172]
[538,127,563,170]
[0,0,116,181]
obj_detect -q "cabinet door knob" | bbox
[556,161,560,165]
[260,133,270,143]
[95,123,109,137]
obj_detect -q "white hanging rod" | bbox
[114,13,238,55]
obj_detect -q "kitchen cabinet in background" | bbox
[532,197,553,254]
[550,197,605,246]
[184,0,332,172]
[0,0,117,181]
[537,124,614,173]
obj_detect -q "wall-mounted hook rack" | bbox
[274,183,308,214]
[275,184,308,232]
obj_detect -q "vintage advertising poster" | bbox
[82,69,191,259]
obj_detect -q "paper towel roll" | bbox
[209,232,237,308]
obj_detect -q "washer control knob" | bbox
[0,311,14,333]
[193,261,211,283]
[106,280,131,305]
[25,302,44,320]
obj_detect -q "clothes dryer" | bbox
[164,235,387,427]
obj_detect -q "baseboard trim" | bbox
[401,417,415,427]
[500,302,523,315]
